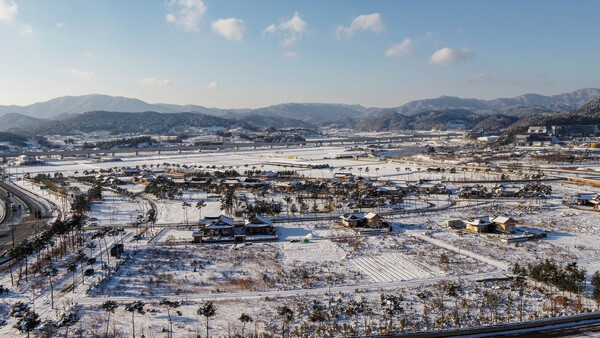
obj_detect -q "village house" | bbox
[199,215,235,238]
[415,180,448,194]
[491,216,517,233]
[257,170,278,181]
[17,155,37,165]
[464,217,492,233]
[338,211,389,231]
[458,185,488,199]
[572,193,600,207]
[443,219,465,229]
[244,215,275,235]
[491,184,521,197]
[333,172,356,182]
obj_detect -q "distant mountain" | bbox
[356,109,485,132]
[0,88,598,120]
[390,88,600,116]
[243,103,368,123]
[0,113,48,131]
[473,115,520,133]
[0,88,600,135]
[16,111,256,136]
[0,94,235,119]
[497,96,600,144]
[237,113,315,129]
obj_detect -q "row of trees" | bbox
[513,260,586,295]
[99,300,220,338]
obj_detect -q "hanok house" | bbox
[464,217,492,233]
[199,215,235,238]
[339,211,389,230]
[491,216,517,233]
[244,215,275,235]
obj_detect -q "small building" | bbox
[110,244,124,257]
[364,212,383,228]
[333,172,356,182]
[573,193,600,206]
[17,155,37,165]
[199,215,235,238]
[491,216,517,233]
[465,217,492,233]
[339,212,364,228]
[492,184,521,197]
[244,215,275,235]
[444,219,465,228]
[339,211,389,231]
[192,231,204,243]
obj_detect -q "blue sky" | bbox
[1,0,599,108]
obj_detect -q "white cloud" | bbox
[58,69,95,80]
[211,18,245,41]
[139,78,173,87]
[165,0,207,32]
[429,47,474,66]
[55,22,66,28]
[263,12,307,47]
[282,51,298,58]
[0,0,17,21]
[335,13,384,41]
[464,73,495,84]
[20,24,32,36]
[205,82,219,89]
[385,38,413,58]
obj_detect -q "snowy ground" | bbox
[2,142,600,336]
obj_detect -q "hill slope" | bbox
[0,113,48,131]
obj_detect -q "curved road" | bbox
[0,180,54,253]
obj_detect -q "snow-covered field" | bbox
[2,142,600,336]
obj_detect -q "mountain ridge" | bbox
[2,88,599,121]
[1,88,600,134]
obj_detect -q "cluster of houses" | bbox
[515,124,599,146]
[444,215,517,234]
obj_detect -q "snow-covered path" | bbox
[407,230,510,271]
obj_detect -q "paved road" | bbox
[0,180,54,253]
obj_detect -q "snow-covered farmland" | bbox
[2,142,600,336]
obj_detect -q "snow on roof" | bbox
[340,212,365,220]
[465,217,492,226]
[364,212,380,219]
[492,216,513,224]
[200,215,234,226]
[205,224,234,229]
[245,215,272,226]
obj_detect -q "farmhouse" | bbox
[339,212,389,231]
[199,215,235,238]
[464,217,492,233]
[244,215,275,235]
[492,184,521,197]
[491,216,517,233]
[573,193,600,206]
[443,219,465,228]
